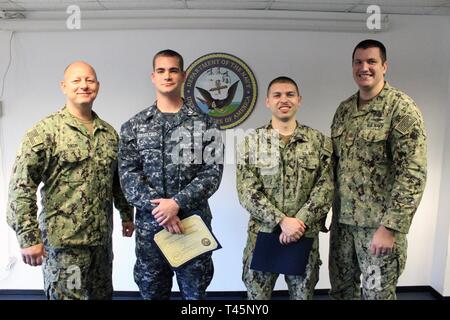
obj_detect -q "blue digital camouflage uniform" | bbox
[119,103,223,300]
[7,106,134,300]
[329,82,427,299]
[236,122,333,300]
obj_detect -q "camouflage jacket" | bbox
[7,107,134,249]
[118,103,224,230]
[236,122,333,238]
[331,82,427,234]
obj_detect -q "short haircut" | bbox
[352,39,387,63]
[152,49,184,71]
[267,76,300,96]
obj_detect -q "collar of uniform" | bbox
[352,81,390,116]
[263,120,309,143]
[292,125,309,142]
[60,106,107,132]
[144,100,196,121]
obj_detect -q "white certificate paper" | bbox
[153,215,221,268]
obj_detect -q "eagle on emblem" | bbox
[195,80,239,111]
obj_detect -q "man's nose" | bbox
[360,62,370,70]
[164,71,171,80]
[79,80,88,88]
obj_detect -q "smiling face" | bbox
[151,56,185,98]
[60,62,99,109]
[352,47,387,96]
[266,82,301,122]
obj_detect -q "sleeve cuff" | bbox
[172,195,188,212]
[17,231,42,249]
[295,209,313,227]
[120,207,134,222]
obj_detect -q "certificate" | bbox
[153,214,221,268]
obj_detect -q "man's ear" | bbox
[60,81,66,95]
[151,72,156,85]
[383,61,388,76]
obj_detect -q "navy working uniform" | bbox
[119,103,223,300]
[7,106,133,299]
[329,82,427,299]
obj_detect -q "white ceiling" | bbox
[1,0,450,16]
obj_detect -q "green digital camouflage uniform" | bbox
[7,106,134,300]
[329,82,427,300]
[237,122,333,300]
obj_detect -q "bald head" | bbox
[63,61,98,80]
[60,61,100,109]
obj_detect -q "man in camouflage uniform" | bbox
[236,76,333,300]
[329,40,427,300]
[7,61,134,300]
[119,50,223,300]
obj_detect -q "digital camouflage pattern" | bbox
[236,122,333,299]
[43,244,113,300]
[119,103,223,230]
[330,83,427,233]
[329,82,426,300]
[243,236,320,300]
[119,103,223,299]
[329,223,406,300]
[134,226,213,300]
[7,106,134,249]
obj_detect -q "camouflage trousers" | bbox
[243,235,320,300]
[134,226,214,300]
[329,223,407,300]
[42,245,113,300]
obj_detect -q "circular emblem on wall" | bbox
[183,53,258,130]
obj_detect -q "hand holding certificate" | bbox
[153,214,221,268]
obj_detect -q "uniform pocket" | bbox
[359,129,389,142]
[297,157,319,170]
[58,148,90,182]
[259,164,279,188]
[357,129,389,164]
[296,156,319,192]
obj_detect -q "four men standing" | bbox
[6,40,427,300]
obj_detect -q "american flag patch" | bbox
[395,115,416,135]
[26,129,43,147]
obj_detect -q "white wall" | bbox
[431,33,450,296]
[0,15,449,295]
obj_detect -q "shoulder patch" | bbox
[395,115,416,135]
[26,129,44,147]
